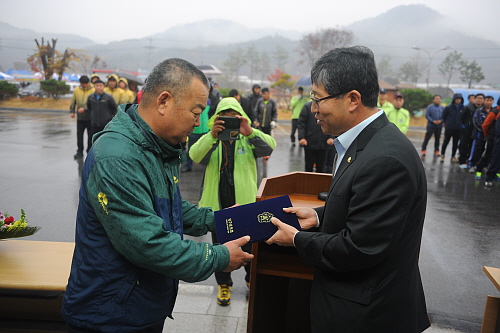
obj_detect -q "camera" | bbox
[218,116,241,141]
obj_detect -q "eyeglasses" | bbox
[310,91,344,109]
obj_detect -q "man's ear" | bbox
[347,90,362,112]
[156,91,173,116]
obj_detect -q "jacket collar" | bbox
[328,113,390,193]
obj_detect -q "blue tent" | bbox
[5,69,37,81]
[453,88,500,106]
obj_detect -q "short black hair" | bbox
[79,75,90,84]
[476,93,485,98]
[297,87,304,92]
[468,94,475,99]
[142,58,209,106]
[229,89,239,97]
[311,46,379,108]
[261,87,269,93]
[433,95,441,99]
[484,95,494,100]
[93,80,105,85]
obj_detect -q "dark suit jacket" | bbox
[295,113,430,333]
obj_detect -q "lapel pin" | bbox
[347,157,352,163]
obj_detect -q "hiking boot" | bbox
[475,172,482,180]
[440,155,445,163]
[459,164,467,169]
[451,157,458,163]
[468,167,476,174]
[74,152,83,159]
[485,181,493,187]
[217,284,231,306]
[421,150,426,156]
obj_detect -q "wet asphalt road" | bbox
[0,108,499,332]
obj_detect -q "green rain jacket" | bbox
[189,97,276,211]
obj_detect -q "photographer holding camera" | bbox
[189,97,276,306]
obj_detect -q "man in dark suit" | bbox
[267,46,430,333]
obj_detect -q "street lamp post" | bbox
[412,45,450,89]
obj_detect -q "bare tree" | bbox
[246,45,259,85]
[438,51,463,89]
[223,47,247,89]
[78,55,107,75]
[399,55,425,85]
[298,28,354,69]
[377,55,394,81]
[273,45,289,72]
[257,52,271,86]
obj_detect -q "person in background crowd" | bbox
[189,97,275,306]
[104,74,124,105]
[228,89,254,124]
[467,94,475,106]
[90,74,100,84]
[253,87,277,136]
[266,46,430,333]
[290,87,308,146]
[247,84,262,115]
[469,95,495,179]
[386,92,410,134]
[484,97,500,187]
[297,101,334,173]
[86,80,117,143]
[70,75,95,159]
[118,77,135,104]
[459,93,484,168]
[440,93,464,163]
[377,88,395,114]
[421,95,444,157]
[207,77,220,119]
[62,58,253,333]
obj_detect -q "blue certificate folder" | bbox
[214,195,301,244]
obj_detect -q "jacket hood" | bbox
[119,77,129,85]
[207,97,251,129]
[108,74,120,82]
[452,93,464,105]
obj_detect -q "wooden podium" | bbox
[247,172,332,333]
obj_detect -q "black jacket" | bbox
[87,92,117,128]
[461,103,477,129]
[442,94,464,131]
[297,102,332,149]
[295,114,430,333]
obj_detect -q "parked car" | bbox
[18,82,46,98]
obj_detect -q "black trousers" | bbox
[422,127,442,152]
[76,120,91,154]
[290,119,298,143]
[469,133,486,168]
[476,137,495,171]
[459,127,473,165]
[441,129,461,157]
[486,137,500,181]
[211,231,251,285]
[304,148,327,173]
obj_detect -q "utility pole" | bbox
[412,45,450,89]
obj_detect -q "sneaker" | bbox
[74,152,83,159]
[434,150,440,157]
[440,155,445,163]
[421,150,426,156]
[451,157,458,163]
[475,172,482,180]
[459,164,467,169]
[263,156,270,160]
[485,181,493,187]
[217,284,231,306]
[468,167,476,174]
[496,173,500,181]
[291,142,296,147]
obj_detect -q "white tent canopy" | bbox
[0,71,15,80]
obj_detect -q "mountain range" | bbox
[1,4,499,86]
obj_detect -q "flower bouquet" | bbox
[0,209,40,240]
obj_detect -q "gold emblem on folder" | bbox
[347,157,352,163]
[257,212,274,224]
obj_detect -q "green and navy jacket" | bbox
[62,104,229,332]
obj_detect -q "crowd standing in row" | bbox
[420,93,500,187]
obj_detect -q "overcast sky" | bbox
[1,0,499,44]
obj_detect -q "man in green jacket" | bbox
[190,97,276,306]
[387,92,410,134]
[62,58,253,333]
[290,86,308,146]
